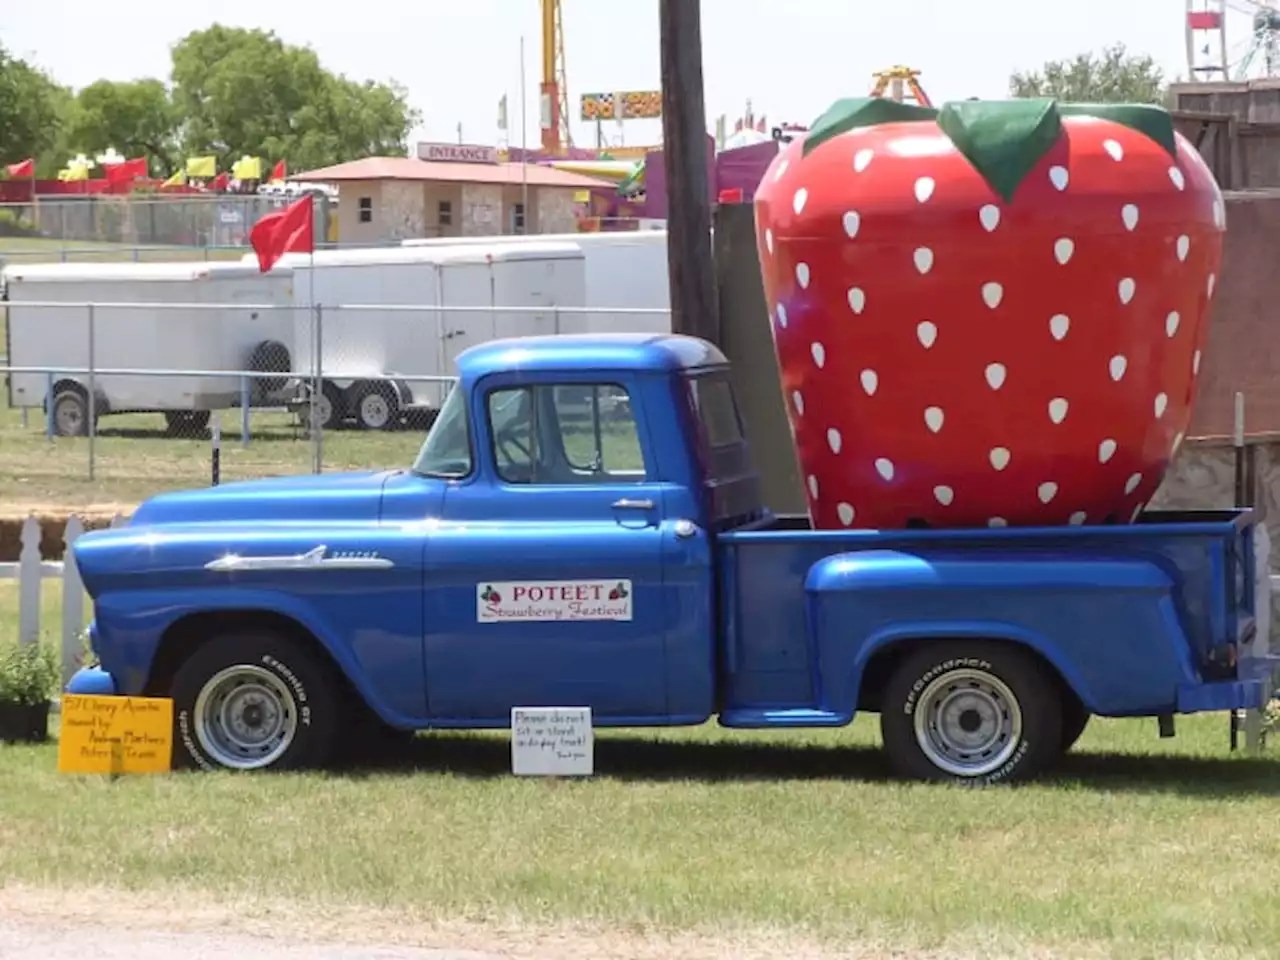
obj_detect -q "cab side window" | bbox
[487,382,647,484]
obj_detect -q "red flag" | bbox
[249,196,314,273]
[270,160,286,181]
[210,172,230,192]
[5,158,34,178]
[105,157,148,183]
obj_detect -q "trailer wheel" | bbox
[170,629,341,773]
[305,381,344,430]
[51,383,91,437]
[246,339,292,402]
[353,381,399,431]
[880,641,1062,785]
[163,410,211,435]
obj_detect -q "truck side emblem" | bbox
[204,546,394,572]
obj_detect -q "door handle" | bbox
[612,498,655,510]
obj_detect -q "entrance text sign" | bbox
[57,694,173,774]
[511,706,593,776]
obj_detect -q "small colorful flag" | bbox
[5,158,34,178]
[231,155,262,181]
[185,156,217,178]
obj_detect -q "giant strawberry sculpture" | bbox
[754,97,1225,529]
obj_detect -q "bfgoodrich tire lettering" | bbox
[169,630,339,772]
[880,641,1062,785]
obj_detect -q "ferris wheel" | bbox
[1187,0,1280,80]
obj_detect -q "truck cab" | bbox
[68,333,1278,783]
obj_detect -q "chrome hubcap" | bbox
[312,394,333,427]
[193,665,298,770]
[360,393,390,428]
[912,668,1022,777]
[55,398,83,434]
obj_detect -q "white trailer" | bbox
[401,231,671,333]
[2,260,297,436]
[269,242,586,430]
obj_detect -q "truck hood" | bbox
[128,469,400,527]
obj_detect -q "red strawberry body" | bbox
[753,99,1225,529]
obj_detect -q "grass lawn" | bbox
[0,404,424,511]
[3,554,1280,957]
[1,701,1278,957]
[0,236,246,264]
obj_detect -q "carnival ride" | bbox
[1187,0,1280,80]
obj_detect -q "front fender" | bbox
[92,586,425,728]
[804,549,1195,717]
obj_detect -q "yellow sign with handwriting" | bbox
[57,694,173,774]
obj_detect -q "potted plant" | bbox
[0,640,59,743]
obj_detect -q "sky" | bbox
[0,0,1266,156]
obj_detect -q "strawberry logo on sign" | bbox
[753,97,1225,530]
[607,582,630,602]
[481,585,502,604]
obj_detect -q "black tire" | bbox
[163,410,211,435]
[336,697,417,766]
[51,384,89,437]
[1061,700,1092,753]
[169,630,341,773]
[246,339,292,402]
[353,381,400,431]
[879,641,1063,785]
[301,381,344,430]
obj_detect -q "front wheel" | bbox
[170,631,341,772]
[880,642,1062,785]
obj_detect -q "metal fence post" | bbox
[240,374,251,448]
[44,373,54,439]
[312,304,324,474]
[87,303,96,481]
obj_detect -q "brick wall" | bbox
[461,184,503,236]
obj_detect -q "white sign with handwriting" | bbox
[511,706,594,776]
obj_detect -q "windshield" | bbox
[411,383,473,478]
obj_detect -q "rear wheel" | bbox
[51,385,90,437]
[170,630,341,772]
[353,381,399,431]
[1061,700,1091,753]
[880,641,1062,785]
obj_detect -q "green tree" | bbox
[1009,44,1167,105]
[0,45,72,176]
[168,25,420,172]
[64,79,178,175]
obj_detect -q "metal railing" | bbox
[0,299,673,492]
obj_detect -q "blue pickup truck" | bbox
[68,333,1277,783]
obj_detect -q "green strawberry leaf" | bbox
[802,97,939,157]
[1057,102,1178,157]
[802,96,1182,203]
[936,98,1063,204]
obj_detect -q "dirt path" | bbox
[0,922,495,960]
[0,885,1056,960]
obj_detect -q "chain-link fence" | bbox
[0,299,672,511]
[0,195,335,255]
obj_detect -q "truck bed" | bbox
[713,510,1256,724]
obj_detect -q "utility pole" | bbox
[659,0,718,343]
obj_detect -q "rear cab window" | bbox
[685,371,758,527]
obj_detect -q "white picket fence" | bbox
[0,513,127,686]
